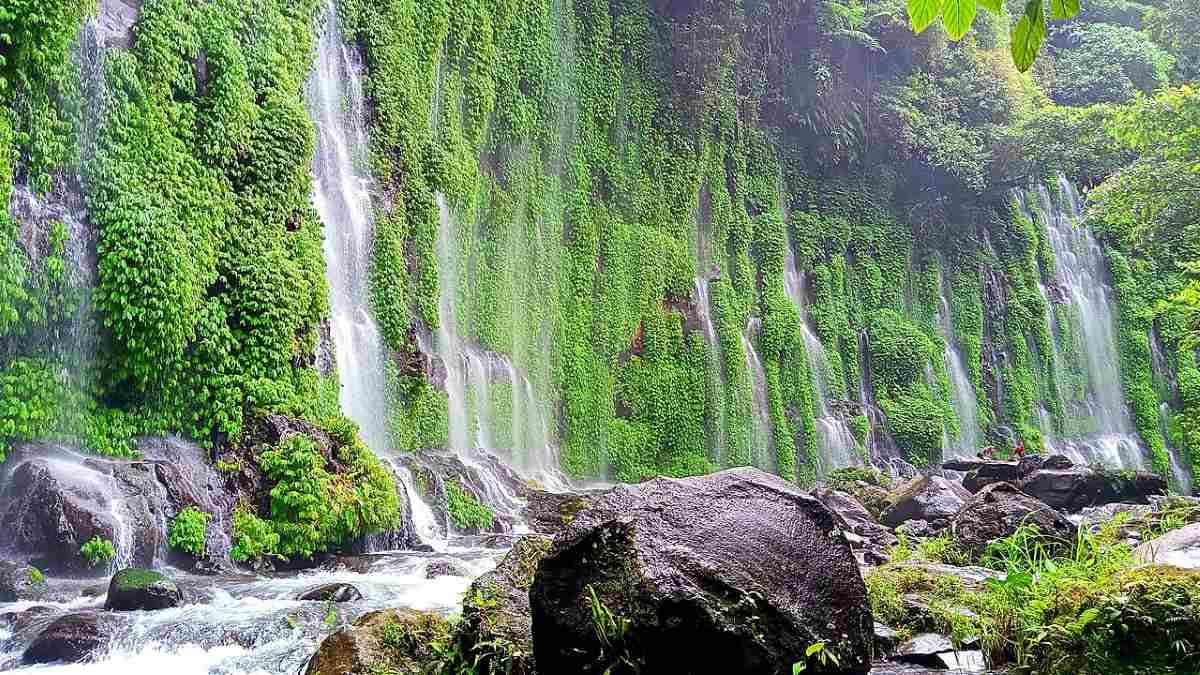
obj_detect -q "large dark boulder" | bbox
[1021,465,1168,512]
[458,534,551,674]
[530,468,873,675]
[961,461,1022,493]
[306,608,450,675]
[23,612,118,664]
[880,476,971,529]
[105,568,183,611]
[952,482,1075,557]
[813,487,898,565]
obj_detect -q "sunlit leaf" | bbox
[908,0,944,32]
[1051,0,1080,19]
[1011,0,1046,72]
[943,0,978,39]
[979,0,1003,13]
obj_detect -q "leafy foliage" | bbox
[79,535,116,567]
[168,506,211,557]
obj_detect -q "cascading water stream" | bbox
[692,275,728,465]
[1015,176,1146,470]
[432,193,566,510]
[935,268,982,455]
[308,0,440,546]
[740,318,776,472]
[782,237,861,477]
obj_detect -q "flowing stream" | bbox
[741,318,776,472]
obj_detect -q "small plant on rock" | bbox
[80,536,116,567]
[169,507,211,557]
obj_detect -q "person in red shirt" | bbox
[1013,440,1026,459]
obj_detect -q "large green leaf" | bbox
[1050,0,1081,19]
[907,0,943,32]
[978,0,1003,13]
[1011,0,1046,72]
[942,0,978,39]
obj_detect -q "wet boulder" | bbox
[458,535,551,674]
[952,482,1075,557]
[0,561,47,602]
[530,468,874,675]
[813,487,897,565]
[880,476,971,529]
[1135,523,1200,569]
[105,568,183,611]
[297,583,363,603]
[424,559,470,578]
[23,612,120,664]
[1020,464,1167,512]
[305,608,451,675]
[961,461,1022,493]
[521,490,594,535]
[891,633,954,668]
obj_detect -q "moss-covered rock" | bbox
[459,534,551,674]
[305,608,452,675]
[104,568,183,611]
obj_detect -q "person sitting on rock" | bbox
[980,445,996,460]
[1013,440,1026,459]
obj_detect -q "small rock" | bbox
[0,561,47,602]
[874,623,903,655]
[895,519,936,539]
[105,568,183,611]
[893,633,954,668]
[297,583,363,603]
[23,612,111,664]
[305,608,451,675]
[424,560,470,579]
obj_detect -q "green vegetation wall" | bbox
[2,0,1197,490]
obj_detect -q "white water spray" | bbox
[308,0,439,545]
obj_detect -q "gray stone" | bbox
[881,476,971,529]
[1135,523,1200,569]
[296,583,363,603]
[530,468,873,675]
[952,482,1075,558]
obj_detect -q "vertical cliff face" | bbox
[0,0,1193,492]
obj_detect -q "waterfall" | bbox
[307,0,439,546]
[782,237,862,478]
[1025,175,1146,470]
[692,276,728,465]
[740,318,776,472]
[1160,403,1194,494]
[935,268,982,455]
[432,193,566,504]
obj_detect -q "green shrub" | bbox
[80,536,116,567]
[229,507,279,563]
[27,566,45,585]
[168,507,211,557]
[446,480,494,532]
